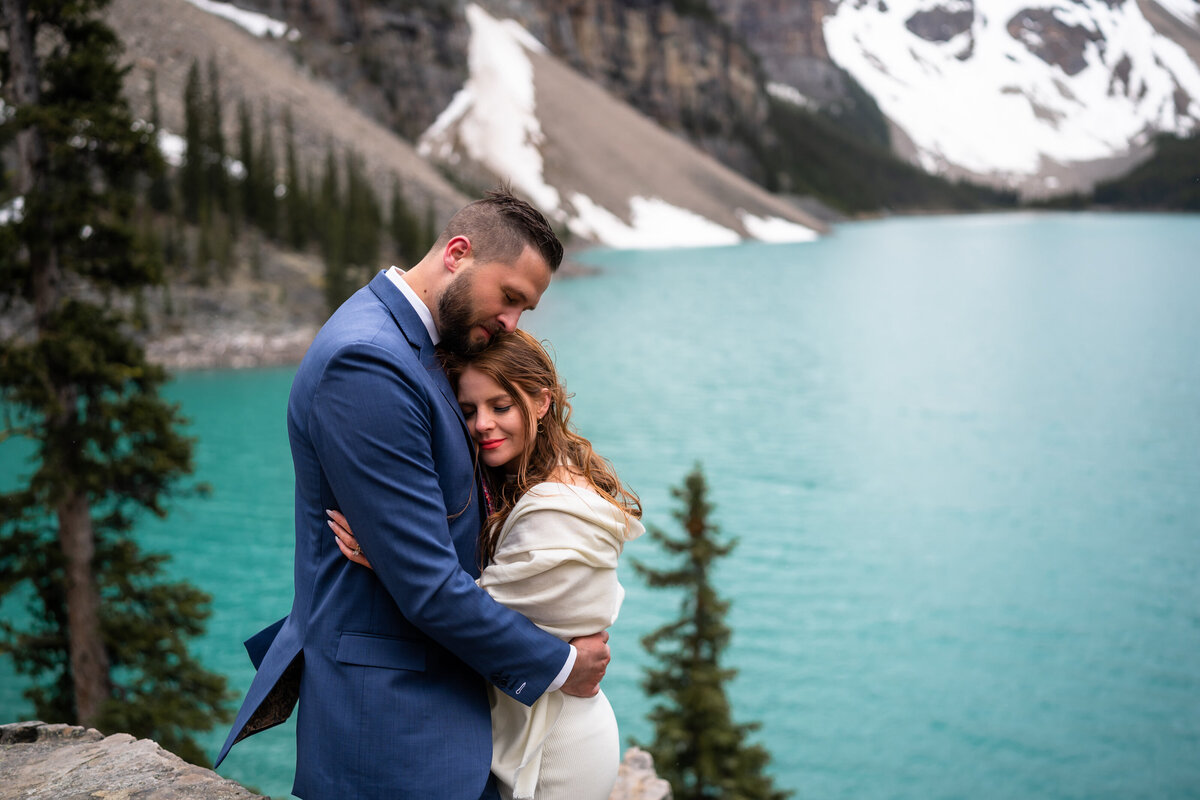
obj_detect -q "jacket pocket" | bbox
[335,632,427,671]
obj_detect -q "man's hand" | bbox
[560,630,610,697]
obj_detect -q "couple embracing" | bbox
[215,190,643,800]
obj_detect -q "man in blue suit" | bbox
[215,190,610,798]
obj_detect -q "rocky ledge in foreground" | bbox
[0,720,671,799]
[0,721,259,799]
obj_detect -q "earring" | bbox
[536,421,545,434]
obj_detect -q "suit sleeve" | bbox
[308,341,569,705]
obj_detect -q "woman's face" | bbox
[456,366,548,471]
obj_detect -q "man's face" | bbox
[437,244,552,354]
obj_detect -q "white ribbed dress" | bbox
[477,482,644,800]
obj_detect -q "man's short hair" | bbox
[436,188,564,272]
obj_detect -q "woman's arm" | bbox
[478,500,631,641]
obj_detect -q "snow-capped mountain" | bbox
[821,0,1200,193]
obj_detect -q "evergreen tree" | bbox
[181,60,205,223]
[422,200,439,256]
[319,141,349,312]
[255,104,279,240]
[343,149,380,268]
[282,107,309,250]
[147,71,173,213]
[390,176,424,265]
[204,57,229,216]
[236,96,257,227]
[633,465,791,800]
[0,0,231,764]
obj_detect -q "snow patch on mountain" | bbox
[1154,0,1200,31]
[182,0,298,40]
[823,0,1200,182]
[740,211,821,243]
[767,81,817,108]
[419,5,560,214]
[567,194,742,249]
[157,131,187,168]
[0,196,24,226]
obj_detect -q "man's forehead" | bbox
[485,249,551,295]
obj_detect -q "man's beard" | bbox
[437,271,493,355]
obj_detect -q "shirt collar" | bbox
[386,266,440,345]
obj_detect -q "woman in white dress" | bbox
[328,329,643,800]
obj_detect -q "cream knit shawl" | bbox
[479,482,644,799]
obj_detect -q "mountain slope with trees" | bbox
[1092,133,1200,210]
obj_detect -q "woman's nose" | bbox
[474,411,493,432]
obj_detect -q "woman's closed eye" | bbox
[459,403,512,418]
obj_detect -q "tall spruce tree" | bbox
[343,149,380,269]
[0,0,231,765]
[180,60,205,223]
[633,465,791,800]
[204,57,228,217]
[282,107,309,250]
[390,176,423,265]
[319,141,349,312]
[236,96,257,226]
[255,104,279,240]
[146,71,173,213]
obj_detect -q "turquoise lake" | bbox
[2,212,1198,798]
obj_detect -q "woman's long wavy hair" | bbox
[441,330,642,567]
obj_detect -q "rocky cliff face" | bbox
[498,0,771,174]
[240,0,470,142]
[707,0,846,103]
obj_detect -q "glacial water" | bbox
[2,212,1198,799]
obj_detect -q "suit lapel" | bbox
[370,271,484,573]
[368,271,473,444]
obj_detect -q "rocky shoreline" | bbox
[146,324,318,372]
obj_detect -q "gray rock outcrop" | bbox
[0,721,262,799]
[0,721,671,800]
[610,747,673,800]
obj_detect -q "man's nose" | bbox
[497,311,520,332]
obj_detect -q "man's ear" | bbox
[535,388,552,420]
[443,235,471,273]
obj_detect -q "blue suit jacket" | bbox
[215,272,570,799]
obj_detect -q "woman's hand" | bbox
[328,509,373,570]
